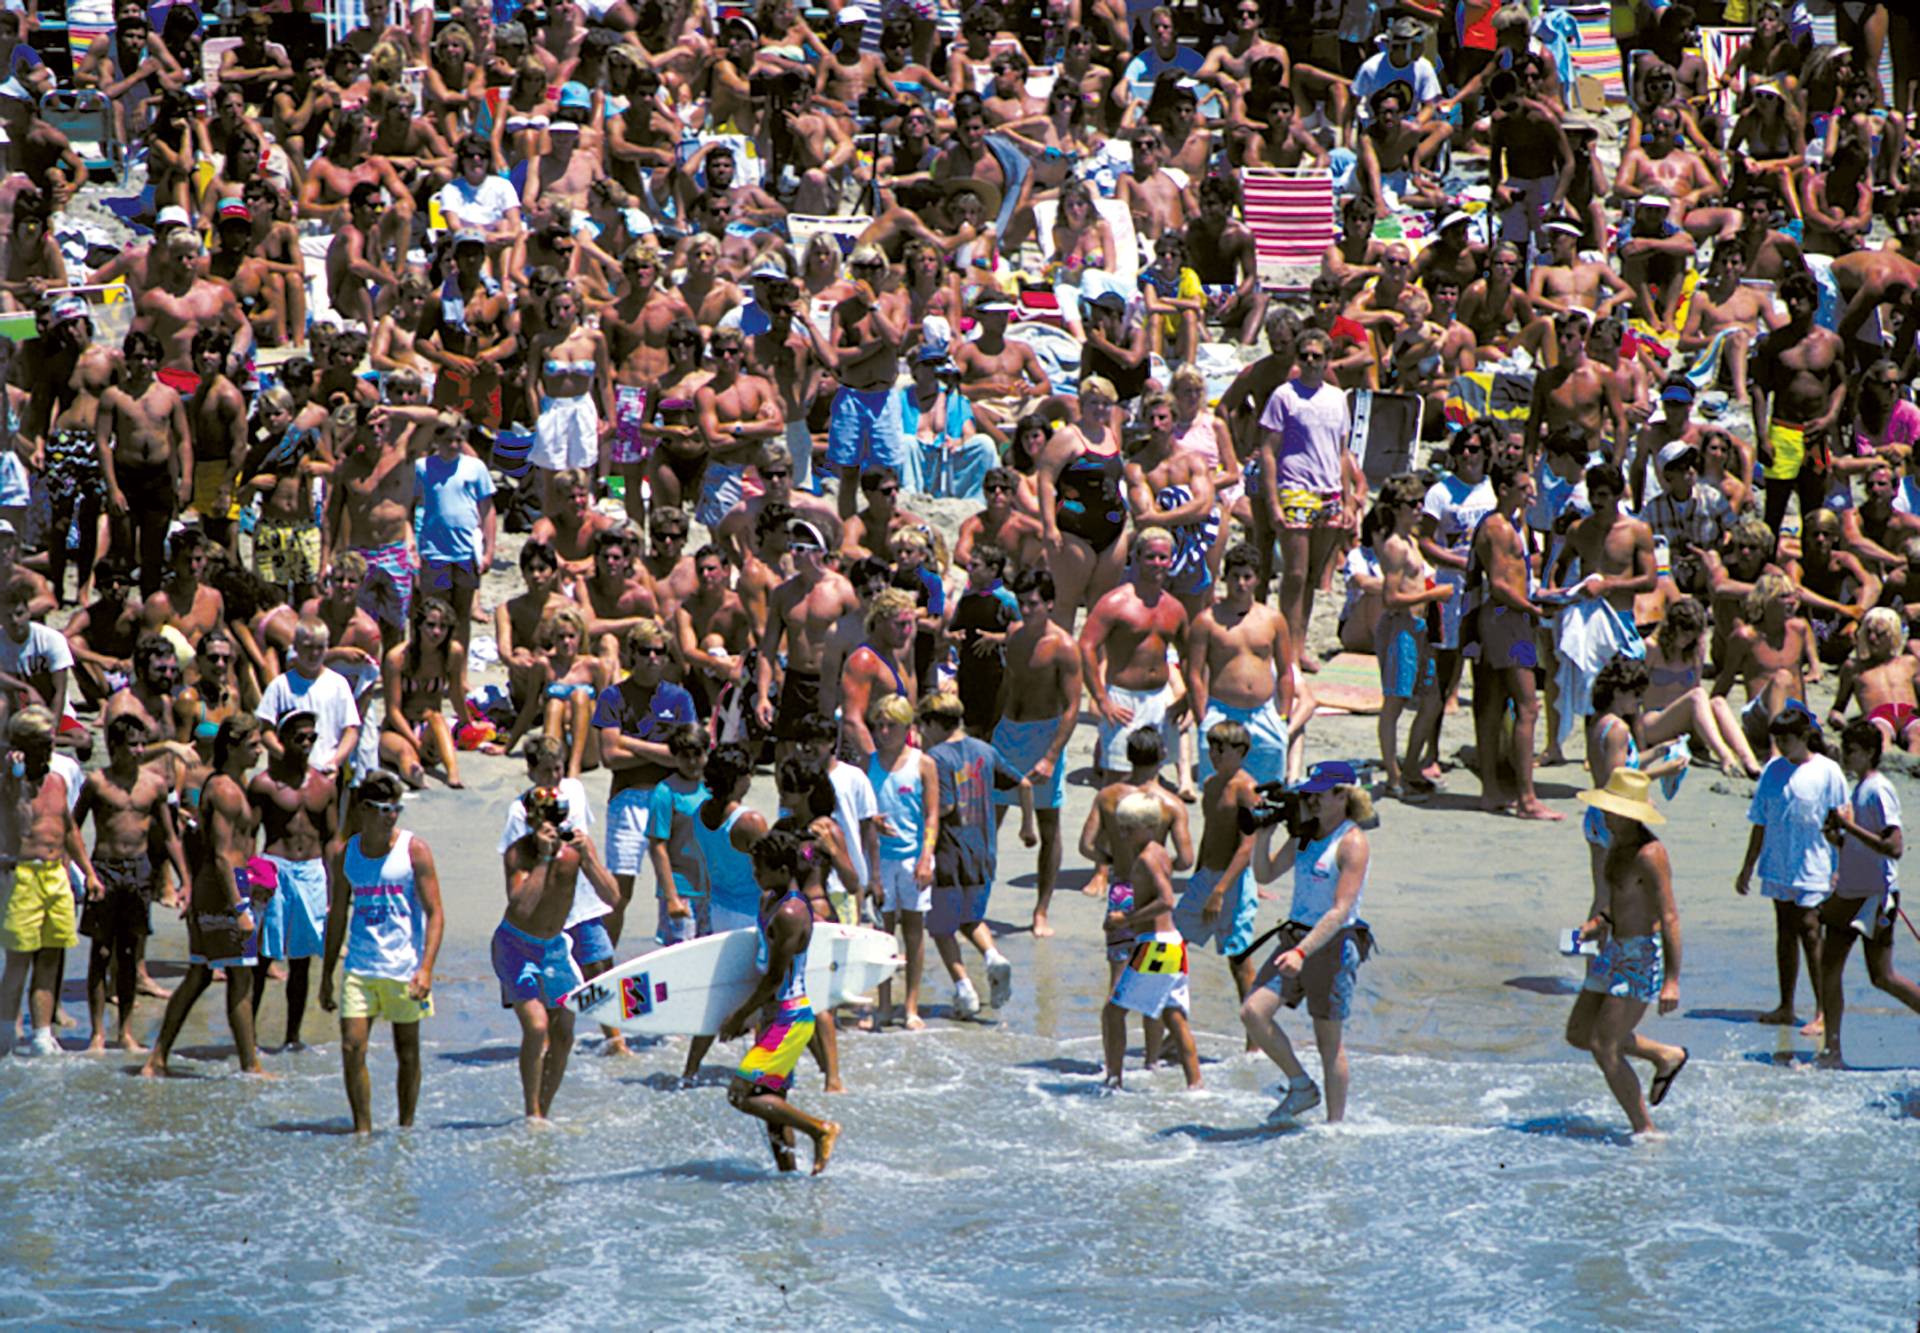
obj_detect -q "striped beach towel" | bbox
[1564,4,1624,102]
[1240,168,1336,290]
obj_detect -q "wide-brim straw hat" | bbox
[1576,768,1665,826]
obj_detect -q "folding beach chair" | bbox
[1239,167,1335,294]
[1699,27,1752,132]
[39,90,119,182]
[1564,4,1624,105]
[1021,194,1140,325]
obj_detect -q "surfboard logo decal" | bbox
[571,981,610,1013]
[620,974,654,1019]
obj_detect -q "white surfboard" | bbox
[561,924,903,1036]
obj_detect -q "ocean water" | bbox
[3,939,1916,1329]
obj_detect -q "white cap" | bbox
[155,205,193,231]
[838,4,868,23]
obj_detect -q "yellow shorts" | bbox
[1764,420,1805,481]
[190,460,241,521]
[3,859,77,953]
[340,972,433,1024]
[254,518,323,589]
[1276,486,1336,530]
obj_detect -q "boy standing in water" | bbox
[319,770,445,1134]
[1568,769,1689,1135]
[1174,718,1260,1004]
[719,829,841,1175]
[1101,791,1201,1090]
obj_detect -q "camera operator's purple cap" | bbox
[1298,760,1359,793]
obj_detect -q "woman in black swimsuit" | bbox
[643,317,713,516]
[1034,375,1128,629]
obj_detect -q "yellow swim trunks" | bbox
[1276,485,1337,530]
[340,972,434,1024]
[190,460,241,521]
[1764,419,1806,482]
[2,859,77,952]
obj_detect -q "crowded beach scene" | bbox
[0,0,1913,1320]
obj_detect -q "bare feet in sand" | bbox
[1756,1006,1797,1025]
[1298,649,1323,674]
[136,973,172,1000]
[1083,866,1109,899]
[1798,1014,1825,1038]
[811,1120,841,1174]
[116,1032,149,1054]
[1030,914,1054,938]
[824,1079,846,1094]
[86,1033,106,1053]
[1537,751,1567,768]
[903,1013,926,1031]
[1512,799,1565,821]
[240,1066,281,1079]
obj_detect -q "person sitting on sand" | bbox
[1643,597,1763,777]
[1567,767,1689,1137]
[1829,608,1920,756]
[378,596,467,791]
[494,606,610,776]
[1737,706,1850,1036]
[1711,571,1818,762]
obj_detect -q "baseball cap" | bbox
[1657,441,1698,470]
[49,295,89,325]
[216,198,251,223]
[275,708,319,735]
[1084,290,1127,313]
[452,230,486,249]
[724,15,758,40]
[1543,219,1583,239]
[788,519,828,549]
[154,205,193,232]
[1660,382,1696,406]
[1636,194,1672,210]
[557,81,592,111]
[750,256,790,280]
[0,518,16,538]
[1299,760,1359,793]
[549,117,582,134]
[974,291,1016,314]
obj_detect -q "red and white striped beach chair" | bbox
[1240,167,1336,295]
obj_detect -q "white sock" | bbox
[985,950,1008,967]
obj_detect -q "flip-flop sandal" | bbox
[1649,1047,1689,1107]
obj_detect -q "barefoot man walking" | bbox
[991,568,1082,936]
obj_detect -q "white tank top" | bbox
[1289,819,1364,927]
[341,830,425,981]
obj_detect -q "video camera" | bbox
[751,68,809,109]
[1237,760,1384,839]
[524,785,571,830]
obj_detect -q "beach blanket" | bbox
[1443,368,1534,431]
[1311,652,1385,717]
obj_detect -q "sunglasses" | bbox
[714,346,744,356]
[790,540,824,554]
[633,646,669,659]
[361,800,402,815]
[983,483,1012,494]
[1297,352,1327,363]
[763,467,791,478]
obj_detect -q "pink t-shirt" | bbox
[1854,398,1920,456]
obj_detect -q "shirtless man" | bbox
[1473,462,1560,821]
[1787,508,1880,666]
[1124,394,1217,619]
[1186,542,1293,789]
[842,467,932,562]
[714,442,840,571]
[324,182,397,334]
[675,543,754,719]
[1830,243,1920,358]
[750,297,828,496]
[1321,197,1383,300]
[1525,313,1629,466]
[1457,242,1533,352]
[604,242,689,424]
[638,509,698,623]
[422,233,514,428]
[755,529,860,764]
[989,567,1082,936]
[1116,128,1195,243]
[736,505,794,642]
[528,469,617,574]
[1412,210,1483,295]
[1750,271,1845,549]
[95,331,190,599]
[186,328,249,550]
[142,716,269,1077]
[1614,105,1738,245]
[1829,609,1920,750]
[1186,174,1268,345]
[952,294,1052,435]
[837,588,917,762]
[134,215,254,397]
[76,713,187,1052]
[696,327,784,531]
[1373,474,1452,795]
[327,413,416,652]
[1566,769,1688,1136]
[1487,69,1573,251]
[493,541,575,711]
[1355,86,1447,219]
[248,709,337,1050]
[815,8,890,111]
[954,466,1044,573]
[1527,219,1634,331]
[1081,527,1190,782]
[1676,241,1784,405]
[824,274,909,520]
[524,118,603,219]
[572,528,659,668]
[1342,242,1418,343]
[1551,460,1656,636]
[0,709,100,1056]
[930,95,1009,199]
[1713,572,1816,754]
[145,529,225,648]
[298,113,413,258]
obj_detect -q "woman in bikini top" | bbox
[1035,379,1129,627]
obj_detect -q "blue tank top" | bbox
[1290,819,1364,927]
[341,831,425,981]
[756,888,811,1010]
[691,803,759,920]
[867,747,926,861]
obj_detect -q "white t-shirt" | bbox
[433,174,521,230]
[1749,753,1849,893]
[497,777,609,927]
[1422,473,1496,590]
[828,759,877,898]
[51,751,82,813]
[1835,770,1900,899]
[254,667,361,768]
[1351,52,1443,122]
[0,623,72,680]
[1339,545,1379,623]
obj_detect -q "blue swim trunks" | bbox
[493,920,585,1008]
[1173,865,1258,956]
[992,715,1067,810]
[1582,933,1664,1004]
[1196,698,1289,787]
[826,385,907,471]
[1374,610,1435,701]
[257,854,328,960]
[928,883,991,937]
[566,918,615,967]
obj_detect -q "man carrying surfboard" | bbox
[719,829,842,1175]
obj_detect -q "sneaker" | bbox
[986,955,1013,1008]
[1270,1077,1321,1119]
[953,977,981,1018]
[22,1029,61,1058]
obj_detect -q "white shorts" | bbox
[1108,931,1191,1017]
[603,785,654,877]
[879,858,929,914]
[1762,878,1832,909]
[1098,682,1178,770]
[531,392,600,473]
